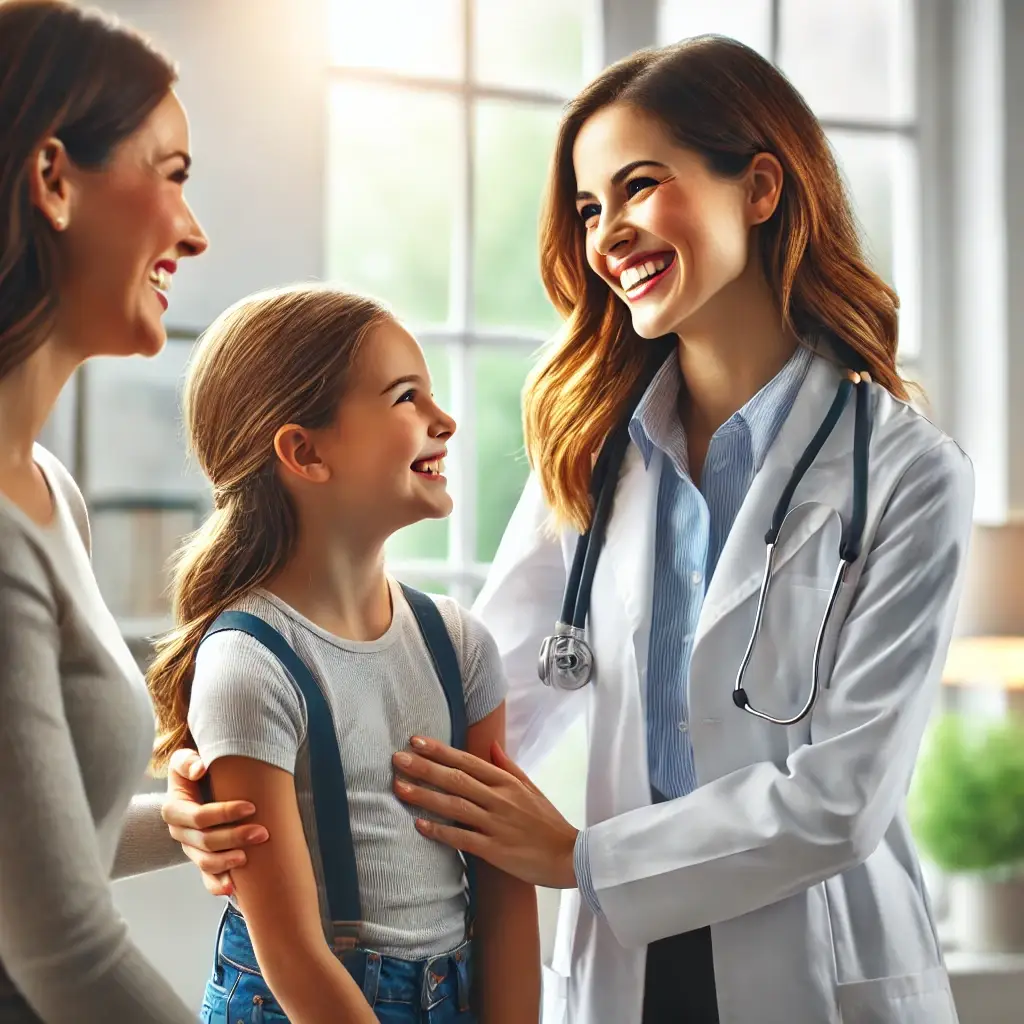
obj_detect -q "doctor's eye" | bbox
[626,176,659,199]
[578,202,600,224]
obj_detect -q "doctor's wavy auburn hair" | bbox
[526,35,911,532]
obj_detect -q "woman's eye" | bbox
[578,202,600,224]
[626,176,659,198]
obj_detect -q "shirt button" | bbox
[691,570,703,586]
[678,721,689,733]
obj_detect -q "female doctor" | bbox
[386,36,974,1024]
[165,36,973,1024]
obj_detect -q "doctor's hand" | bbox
[162,748,269,896]
[392,737,579,889]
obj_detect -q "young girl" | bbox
[146,285,540,1024]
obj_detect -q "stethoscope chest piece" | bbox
[538,623,594,690]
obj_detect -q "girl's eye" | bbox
[578,202,600,224]
[170,168,190,184]
[397,389,416,403]
[626,176,659,198]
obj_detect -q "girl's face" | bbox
[316,320,456,538]
[38,90,208,360]
[572,102,779,340]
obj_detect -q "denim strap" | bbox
[203,611,362,953]
[399,584,477,934]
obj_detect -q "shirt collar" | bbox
[628,343,814,472]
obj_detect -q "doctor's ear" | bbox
[273,424,332,485]
[28,138,74,233]
[745,152,784,227]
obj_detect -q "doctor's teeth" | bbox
[149,267,171,292]
[621,257,668,292]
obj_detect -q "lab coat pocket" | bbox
[836,965,957,1023]
[749,576,834,725]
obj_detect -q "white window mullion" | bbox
[445,0,477,607]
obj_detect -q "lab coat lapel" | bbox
[605,443,660,687]
[694,355,849,648]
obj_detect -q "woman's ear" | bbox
[273,424,331,484]
[28,138,73,232]
[746,152,784,226]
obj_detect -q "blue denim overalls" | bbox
[197,585,477,1024]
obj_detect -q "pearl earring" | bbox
[53,216,66,230]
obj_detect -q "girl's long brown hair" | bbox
[148,285,391,774]
[526,35,909,532]
[0,0,175,380]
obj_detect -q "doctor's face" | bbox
[572,102,775,340]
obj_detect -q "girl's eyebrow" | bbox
[380,374,427,395]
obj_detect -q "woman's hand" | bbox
[161,748,269,896]
[392,737,578,889]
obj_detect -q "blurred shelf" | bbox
[943,637,1024,689]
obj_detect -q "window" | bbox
[658,0,922,373]
[326,0,591,606]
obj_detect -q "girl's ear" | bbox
[746,151,784,226]
[273,424,331,484]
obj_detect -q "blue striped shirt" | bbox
[573,344,813,915]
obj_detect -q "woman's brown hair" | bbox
[0,0,175,381]
[527,35,910,532]
[147,285,392,774]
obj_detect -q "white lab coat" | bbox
[473,354,974,1024]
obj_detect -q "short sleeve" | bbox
[188,630,307,774]
[434,598,508,725]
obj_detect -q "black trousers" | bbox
[641,787,720,1024]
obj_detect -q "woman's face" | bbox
[41,90,208,360]
[572,102,779,340]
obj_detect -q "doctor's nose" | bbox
[593,214,635,259]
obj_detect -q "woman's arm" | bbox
[206,755,377,1024]
[464,705,541,1024]
[0,525,195,1024]
[112,753,269,889]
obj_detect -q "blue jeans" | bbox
[199,905,476,1024]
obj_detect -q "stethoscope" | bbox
[537,365,872,727]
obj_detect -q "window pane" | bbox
[328,0,462,79]
[474,100,562,335]
[829,132,897,287]
[474,0,585,96]
[778,0,915,122]
[657,0,771,54]
[326,83,458,326]
[474,346,534,563]
[84,346,206,502]
[82,344,209,622]
[386,342,451,561]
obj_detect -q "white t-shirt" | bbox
[188,577,506,958]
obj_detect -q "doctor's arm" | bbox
[586,439,974,946]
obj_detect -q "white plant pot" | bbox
[950,872,1024,953]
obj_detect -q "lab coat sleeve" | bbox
[472,472,578,773]
[587,439,975,947]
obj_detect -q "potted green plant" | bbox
[909,713,1024,952]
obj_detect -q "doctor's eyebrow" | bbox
[575,159,670,200]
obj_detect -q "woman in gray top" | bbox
[0,3,259,1020]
